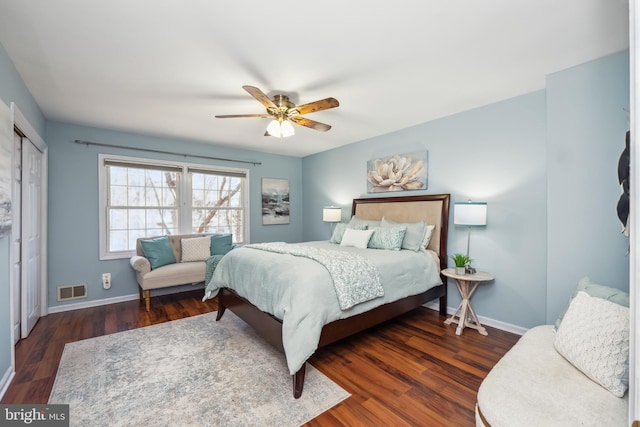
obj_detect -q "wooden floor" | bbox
[2,289,520,426]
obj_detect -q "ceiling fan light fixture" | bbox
[216,86,339,136]
[281,120,295,137]
[266,119,295,138]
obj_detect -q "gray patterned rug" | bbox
[49,311,349,426]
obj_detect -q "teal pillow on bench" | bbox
[140,236,176,270]
[554,276,629,330]
[210,234,233,255]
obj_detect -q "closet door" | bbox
[11,132,21,343]
[21,137,42,338]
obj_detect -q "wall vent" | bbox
[57,283,87,301]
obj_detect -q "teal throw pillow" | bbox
[348,215,381,229]
[140,236,176,270]
[381,217,427,251]
[210,234,233,255]
[368,226,407,251]
[554,277,630,330]
[329,223,367,244]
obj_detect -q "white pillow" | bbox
[340,228,374,249]
[422,224,435,248]
[181,236,211,262]
[554,291,630,397]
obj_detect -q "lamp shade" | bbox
[266,119,295,138]
[322,206,342,222]
[454,202,487,226]
[280,120,295,137]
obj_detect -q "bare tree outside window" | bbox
[107,166,180,252]
[191,172,244,241]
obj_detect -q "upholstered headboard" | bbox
[352,194,450,270]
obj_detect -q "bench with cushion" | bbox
[130,233,232,311]
[476,277,629,427]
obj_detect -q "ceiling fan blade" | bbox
[290,116,332,132]
[242,85,277,109]
[293,97,339,115]
[215,114,272,119]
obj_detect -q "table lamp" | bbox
[453,201,487,259]
[322,206,342,236]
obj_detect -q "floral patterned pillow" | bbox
[381,217,427,251]
[367,226,407,251]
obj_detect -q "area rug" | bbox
[49,312,350,427]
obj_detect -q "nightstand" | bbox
[442,267,493,336]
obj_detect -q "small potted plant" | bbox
[450,253,471,275]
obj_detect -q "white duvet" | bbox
[204,240,442,375]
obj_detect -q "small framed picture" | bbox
[261,178,290,225]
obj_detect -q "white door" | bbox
[21,137,42,338]
[11,131,22,343]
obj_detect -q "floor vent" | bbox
[57,284,87,301]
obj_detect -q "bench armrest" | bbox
[130,255,151,275]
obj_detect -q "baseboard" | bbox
[45,285,527,335]
[0,366,15,401]
[48,293,140,314]
[423,301,528,336]
[47,283,206,314]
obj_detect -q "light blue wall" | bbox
[302,51,630,329]
[0,43,46,385]
[46,121,303,308]
[0,45,46,137]
[546,51,630,323]
[303,91,548,328]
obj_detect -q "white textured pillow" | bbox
[421,224,435,248]
[554,291,630,397]
[340,228,374,249]
[181,236,211,262]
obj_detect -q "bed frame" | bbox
[215,193,450,398]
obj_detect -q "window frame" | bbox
[98,153,250,260]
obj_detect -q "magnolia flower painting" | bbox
[367,151,427,193]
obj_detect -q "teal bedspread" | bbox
[203,241,441,375]
[244,242,384,310]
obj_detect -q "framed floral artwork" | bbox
[367,151,427,193]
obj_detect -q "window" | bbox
[189,168,245,240]
[99,154,248,259]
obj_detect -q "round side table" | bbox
[442,268,493,336]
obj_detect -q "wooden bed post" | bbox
[293,364,306,399]
[440,294,447,316]
[216,292,227,321]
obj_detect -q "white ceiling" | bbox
[0,1,630,157]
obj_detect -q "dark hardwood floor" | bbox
[2,289,520,426]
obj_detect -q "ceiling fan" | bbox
[215,85,339,138]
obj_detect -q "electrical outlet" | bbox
[102,273,111,290]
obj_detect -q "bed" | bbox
[203,193,450,398]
